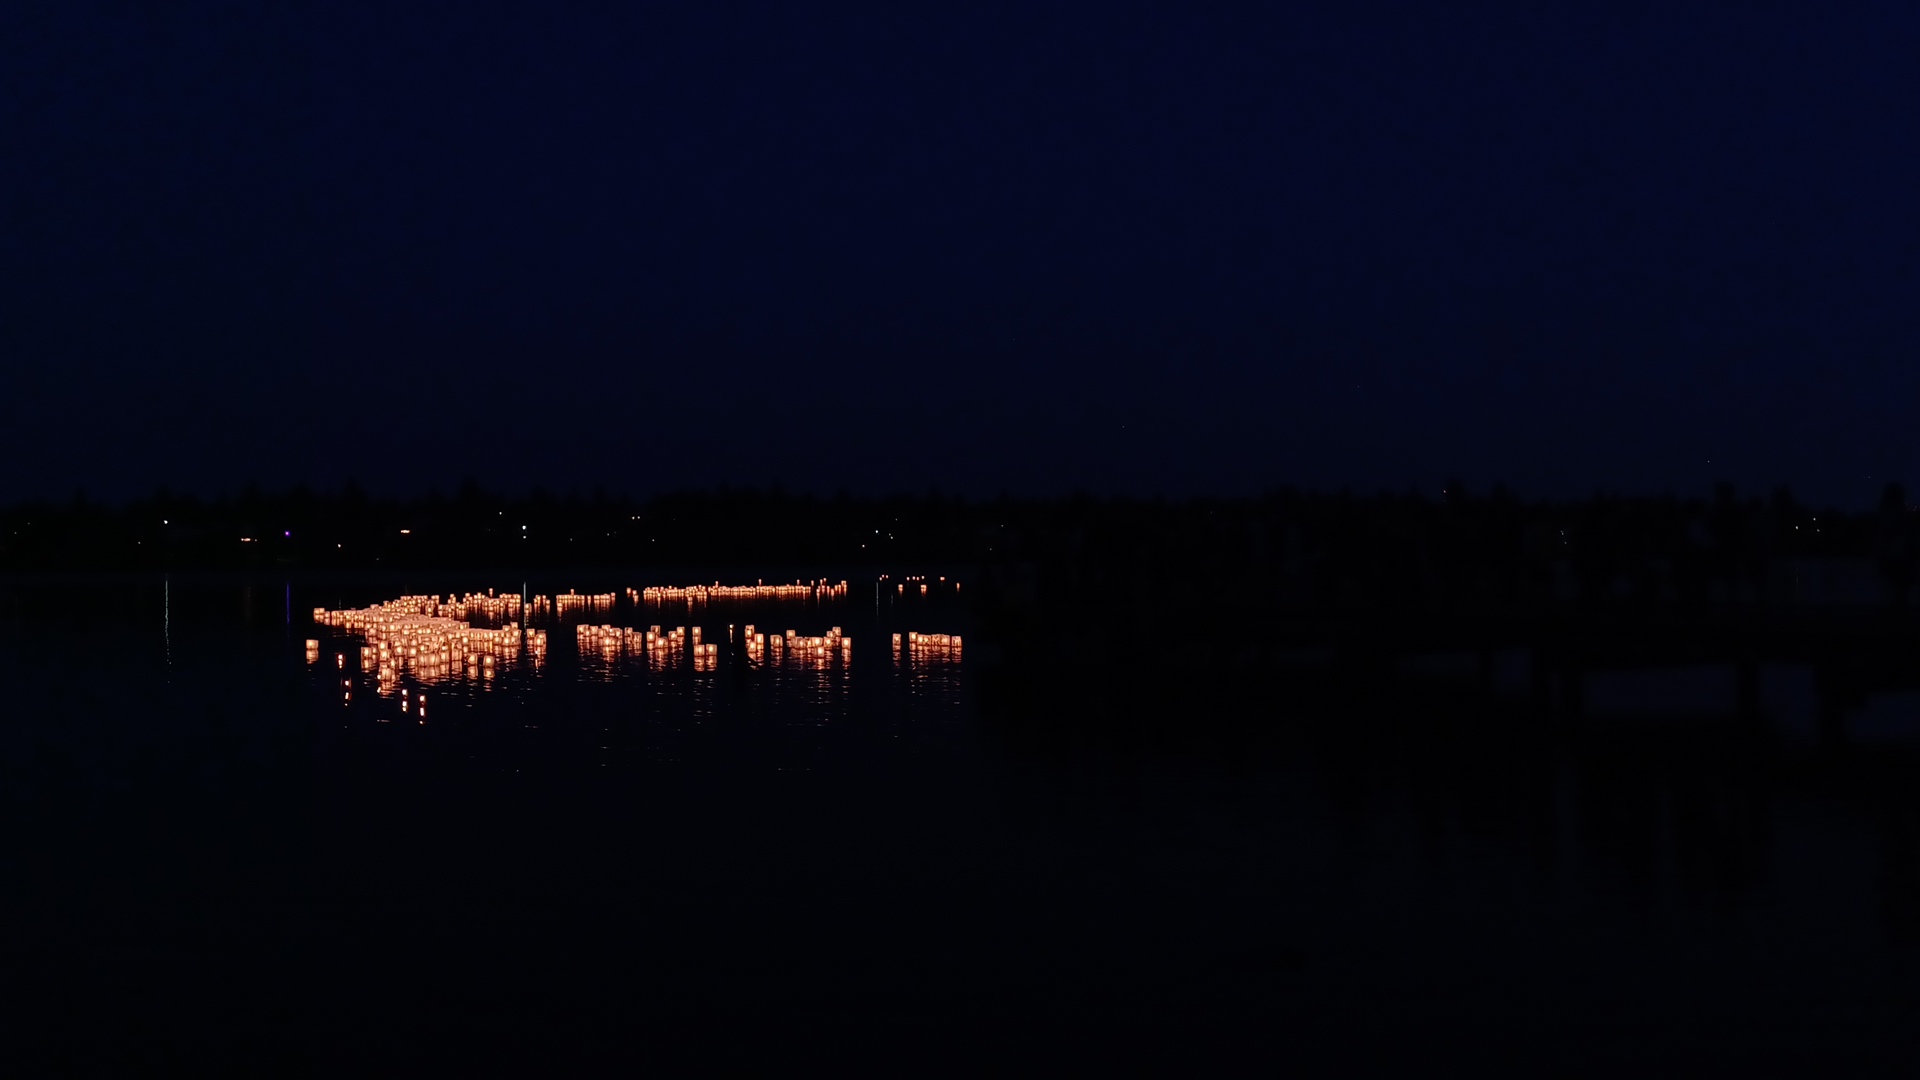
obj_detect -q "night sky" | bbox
[4,2,1915,504]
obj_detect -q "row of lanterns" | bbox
[639,579,849,603]
[894,631,963,663]
[575,622,720,671]
[556,590,617,616]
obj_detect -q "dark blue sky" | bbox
[3,1,1916,504]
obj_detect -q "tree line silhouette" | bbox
[977,481,1920,618]
[3,483,1914,612]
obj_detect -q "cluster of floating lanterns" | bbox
[453,591,523,624]
[768,626,852,669]
[313,592,520,629]
[566,618,857,673]
[639,580,848,603]
[574,622,721,670]
[894,631,963,664]
[644,625,697,671]
[310,580,963,713]
[310,594,548,695]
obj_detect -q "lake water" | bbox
[3,575,1917,1074]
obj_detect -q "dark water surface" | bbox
[3,576,1916,1074]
